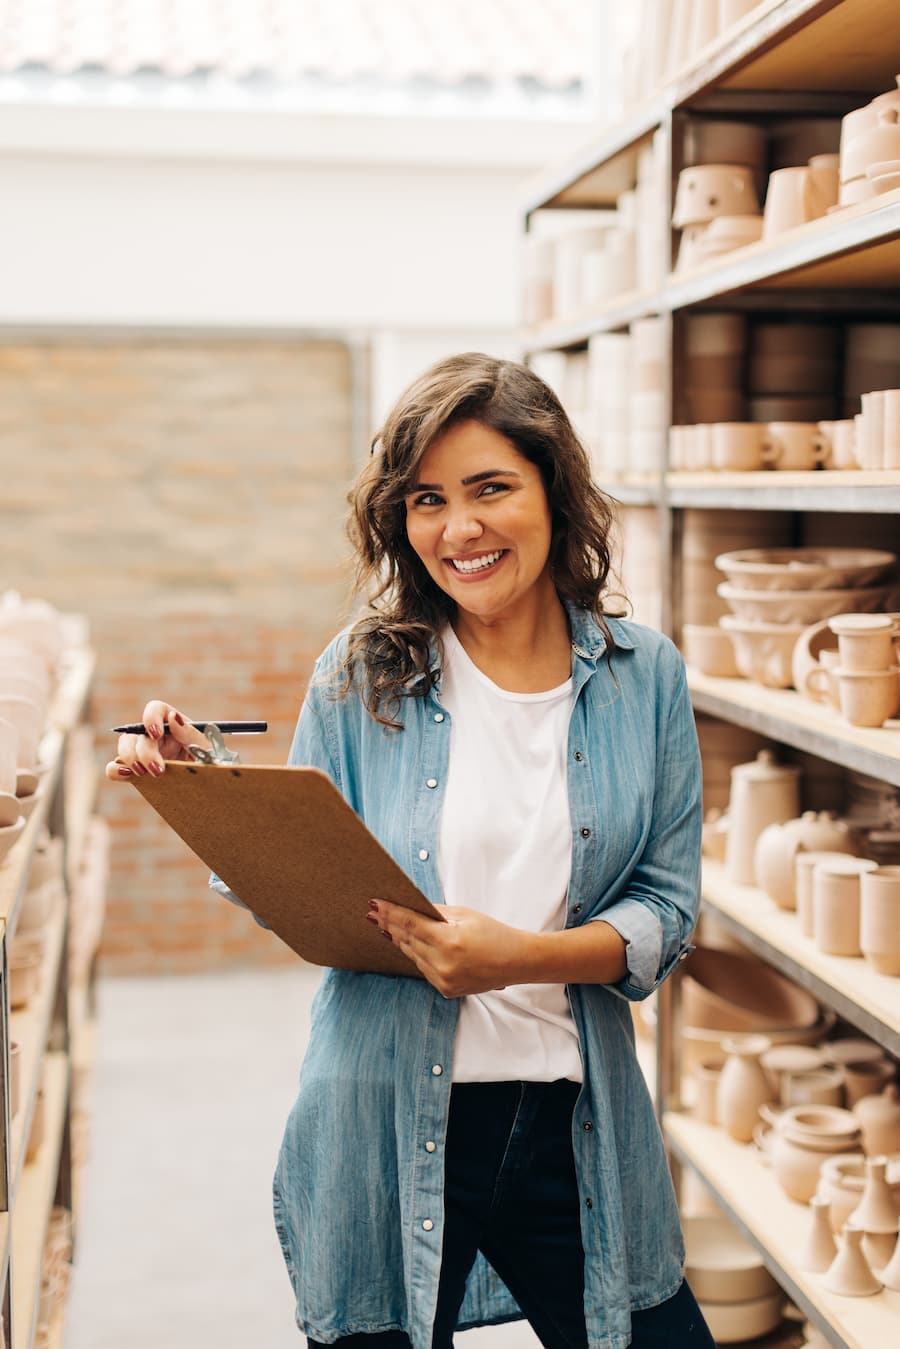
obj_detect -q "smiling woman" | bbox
[107,352,710,1349]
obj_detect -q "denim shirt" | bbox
[220,604,701,1349]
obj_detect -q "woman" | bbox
[108,354,712,1349]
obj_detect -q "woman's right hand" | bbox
[105,700,213,782]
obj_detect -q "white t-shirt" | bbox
[438,625,583,1083]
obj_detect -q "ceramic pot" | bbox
[716,1034,775,1142]
[828,613,900,672]
[682,625,739,677]
[813,857,879,957]
[797,1194,837,1271]
[672,164,760,228]
[818,1153,900,1232]
[753,811,861,909]
[772,1127,859,1204]
[683,1213,779,1302]
[850,1157,900,1236]
[854,1086,900,1156]
[719,617,806,689]
[796,850,864,937]
[834,666,900,728]
[701,808,729,860]
[698,1292,784,1343]
[843,107,900,183]
[760,1043,825,1098]
[824,1224,882,1295]
[843,1058,896,1109]
[710,422,767,471]
[860,867,900,974]
[692,1058,724,1124]
[724,751,802,884]
[881,1229,900,1290]
[804,649,842,711]
[822,418,859,469]
[782,1067,845,1109]
[0,596,64,672]
[763,421,829,471]
[682,946,820,1034]
[762,165,837,239]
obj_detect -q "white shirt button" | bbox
[425,1141,436,1153]
[432,1064,443,1076]
[426,778,438,789]
[422,1219,434,1231]
[419,849,429,861]
[433,713,445,723]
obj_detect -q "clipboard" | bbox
[133,762,444,977]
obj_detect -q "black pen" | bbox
[111,721,268,736]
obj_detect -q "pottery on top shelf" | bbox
[714,548,898,593]
[724,750,801,885]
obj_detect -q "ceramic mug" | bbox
[762,165,837,240]
[711,422,768,471]
[763,422,828,471]
[860,866,900,975]
[813,858,879,956]
[834,666,900,727]
[822,418,859,469]
[805,648,841,710]
[859,390,886,469]
[881,387,900,469]
[828,613,900,672]
[673,164,759,228]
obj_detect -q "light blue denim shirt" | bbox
[216,603,701,1349]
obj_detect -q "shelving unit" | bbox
[521,3,900,1345]
[0,647,97,1349]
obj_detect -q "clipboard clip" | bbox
[187,723,241,766]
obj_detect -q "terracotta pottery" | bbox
[796,852,865,939]
[760,1043,825,1099]
[763,421,829,470]
[854,1086,900,1157]
[818,1153,900,1232]
[824,1224,882,1296]
[718,616,806,688]
[721,584,888,627]
[715,547,897,592]
[782,1067,845,1109]
[834,666,900,729]
[772,1106,862,1202]
[850,1157,899,1232]
[843,106,900,182]
[828,613,900,673]
[710,422,767,471]
[804,649,841,710]
[672,164,760,228]
[797,1194,837,1271]
[717,1034,775,1143]
[860,867,900,974]
[823,418,859,469]
[881,1229,900,1290]
[701,808,729,860]
[813,857,879,957]
[843,1058,896,1109]
[692,1058,724,1124]
[683,1214,780,1302]
[682,625,739,677]
[725,750,802,884]
[754,812,861,909]
[697,1292,784,1343]
[682,946,820,1033]
[763,165,837,239]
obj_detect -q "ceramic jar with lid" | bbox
[725,751,802,886]
[853,1085,900,1156]
[754,811,862,909]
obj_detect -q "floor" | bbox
[64,967,540,1349]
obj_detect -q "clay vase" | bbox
[725,751,802,886]
[716,1034,775,1143]
[754,811,862,910]
[860,867,900,975]
[771,1106,861,1203]
[824,1224,882,1296]
[850,1158,900,1266]
[813,857,879,957]
[854,1086,900,1156]
[797,1194,837,1272]
[881,1230,900,1290]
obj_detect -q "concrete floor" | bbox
[64,968,539,1349]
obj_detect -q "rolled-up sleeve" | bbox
[599,659,702,1001]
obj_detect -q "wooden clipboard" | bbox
[133,762,443,976]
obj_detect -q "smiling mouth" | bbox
[446,549,506,575]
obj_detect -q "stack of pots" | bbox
[839,75,900,205]
[629,317,668,476]
[844,324,900,417]
[680,313,746,427]
[615,507,663,630]
[771,1105,863,1203]
[673,163,762,271]
[822,614,900,728]
[586,333,631,479]
[714,546,898,689]
[747,323,839,425]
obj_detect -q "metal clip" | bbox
[187,723,241,765]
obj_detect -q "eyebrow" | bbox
[408,469,523,492]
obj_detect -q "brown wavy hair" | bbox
[338,352,621,728]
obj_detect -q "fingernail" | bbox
[381,931,393,942]
[367,900,379,912]
[174,712,185,726]
[365,914,379,927]
[149,762,164,777]
[118,766,132,777]
[148,724,163,740]
[132,763,146,776]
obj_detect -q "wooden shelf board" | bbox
[664,1109,900,1349]
[11,1053,69,1349]
[522,288,662,353]
[8,890,67,1205]
[686,669,900,787]
[701,858,900,1055]
[668,471,900,512]
[723,0,900,94]
[523,99,665,212]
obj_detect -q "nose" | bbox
[442,502,483,549]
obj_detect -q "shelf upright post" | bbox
[0,930,10,1348]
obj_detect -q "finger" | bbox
[105,758,134,782]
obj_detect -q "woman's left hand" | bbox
[368,900,528,997]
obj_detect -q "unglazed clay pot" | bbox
[683,1214,780,1302]
[772,1106,862,1202]
[797,1194,837,1272]
[716,1034,775,1143]
[760,1044,825,1100]
[754,812,862,909]
[813,857,879,957]
[725,750,801,885]
[860,867,900,974]
[672,164,760,228]
[828,613,900,672]
[819,1153,900,1232]
[692,1058,724,1124]
[795,851,867,939]
[781,1067,845,1109]
[854,1085,900,1156]
[824,1224,882,1296]
[843,1058,896,1109]
[851,1158,900,1267]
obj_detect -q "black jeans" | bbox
[308,1080,714,1349]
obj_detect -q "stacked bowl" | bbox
[714,548,898,688]
[684,1215,784,1344]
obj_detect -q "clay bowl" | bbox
[718,616,806,688]
[680,1009,836,1075]
[683,1216,780,1303]
[682,947,820,1034]
[0,790,21,828]
[15,773,43,821]
[698,1292,784,1344]
[718,583,892,625]
[714,548,898,592]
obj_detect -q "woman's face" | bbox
[404,419,555,624]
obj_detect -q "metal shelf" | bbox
[687,669,900,787]
[603,475,662,507]
[521,289,663,354]
[701,859,900,1056]
[664,1110,900,1349]
[522,98,665,214]
[667,471,900,512]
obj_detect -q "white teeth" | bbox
[449,550,503,574]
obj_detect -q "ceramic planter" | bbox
[812,857,879,957]
[860,867,900,974]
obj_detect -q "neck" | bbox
[451,582,572,691]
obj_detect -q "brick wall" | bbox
[0,337,358,972]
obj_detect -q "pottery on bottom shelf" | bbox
[824,1224,882,1296]
[696,1291,784,1343]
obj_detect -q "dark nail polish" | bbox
[150,762,164,777]
[174,712,185,726]
[118,766,132,777]
[367,899,379,911]
[365,914,379,926]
